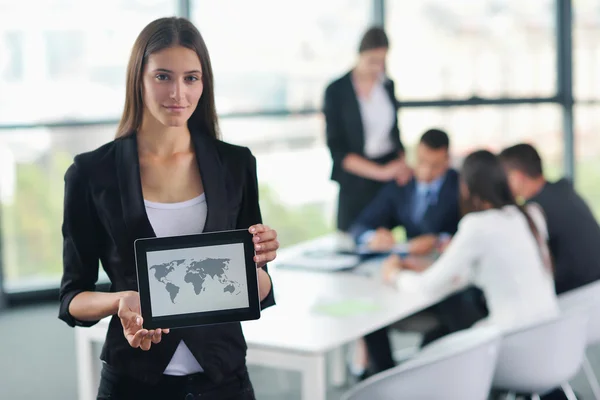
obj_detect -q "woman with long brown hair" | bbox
[58,17,277,399]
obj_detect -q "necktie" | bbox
[413,188,433,224]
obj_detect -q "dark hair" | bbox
[359,27,389,53]
[115,17,219,140]
[420,129,450,150]
[498,143,544,178]
[461,150,552,272]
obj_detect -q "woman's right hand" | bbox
[379,160,404,181]
[381,254,403,284]
[117,291,169,351]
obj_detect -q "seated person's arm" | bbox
[349,183,403,249]
[363,227,396,251]
[408,234,438,255]
[382,216,481,292]
[408,232,453,255]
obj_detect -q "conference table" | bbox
[74,233,457,400]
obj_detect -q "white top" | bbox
[355,76,396,158]
[397,204,559,332]
[144,193,207,376]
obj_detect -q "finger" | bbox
[151,329,162,344]
[139,330,154,350]
[382,266,395,283]
[254,251,276,265]
[253,229,277,244]
[162,328,170,334]
[249,224,266,234]
[255,239,279,252]
[130,329,148,348]
[140,335,152,351]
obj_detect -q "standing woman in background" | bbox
[59,17,277,399]
[324,27,410,232]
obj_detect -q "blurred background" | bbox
[0,2,599,398]
[1,0,599,301]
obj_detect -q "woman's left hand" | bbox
[249,224,279,268]
[381,254,403,284]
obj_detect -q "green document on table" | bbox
[312,298,382,317]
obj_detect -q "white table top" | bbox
[240,234,455,354]
[91,234,455,356]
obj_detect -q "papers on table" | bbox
[276,250,361,272]
[275,241,413,273]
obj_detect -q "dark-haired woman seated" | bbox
[383,150,559,332]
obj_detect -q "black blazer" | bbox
[349,169,461,241]
[323,71,404,184]
[58,131,275,385]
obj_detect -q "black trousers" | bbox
[364,286,489,373]
[97,363,256,400]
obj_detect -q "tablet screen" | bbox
[146,243,250,317]
[134,229,261,329]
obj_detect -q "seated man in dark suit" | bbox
[349,129,459,254]
[349,129,488,375]
[499,143,600,294]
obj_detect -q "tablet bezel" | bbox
[134,229,260,329]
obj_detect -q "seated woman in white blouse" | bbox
[383,150,559,332]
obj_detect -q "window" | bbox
[191,0,372,113]
[0,115,336,291]
[398,104,563,179]
[0,124,117,292]
[573,0,600,101]
[0,1,178,125]
[573,1,600,218]
[212,115,337,246]
[575,104,600,219]
[0,31,24,82]
[386,0,556,100]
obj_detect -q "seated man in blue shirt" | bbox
[349,129,460,253]
[350,129,488,376]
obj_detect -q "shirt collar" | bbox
[415,171,447,197]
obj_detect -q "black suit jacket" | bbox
[323,71,404,184]
[349,169,461,241]
[58,131,275,385]
[530,179,600,294]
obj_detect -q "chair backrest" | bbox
[341,326,501,400]
[558,280,600,344]
[493,308,589,394]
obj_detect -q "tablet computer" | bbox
[134,229,260,329]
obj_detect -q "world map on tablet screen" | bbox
[150,257,242,303]
[145,243,250,317]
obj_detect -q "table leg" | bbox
[328,346,348,387]
[246,346,327,400]
[75,327,98,400]
[75,325,107,400]
[301,353,327,400]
